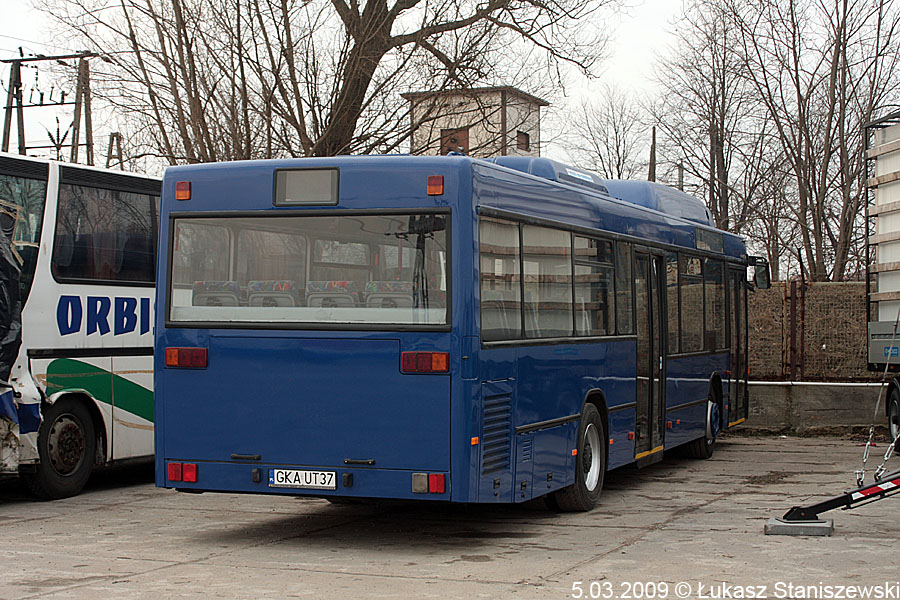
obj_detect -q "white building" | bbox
[402,86,548,158]
[866,111,900,367]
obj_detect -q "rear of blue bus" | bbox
[154,156,472,502]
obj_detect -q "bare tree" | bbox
[649,0,765,233]
[563,85,647,179]
[727,0,900,281]
[38,0,620,164]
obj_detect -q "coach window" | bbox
[679,255,704,352]
[666,252,679,354]
[523,225,573,338]
[615,241,634,335]
[52,184,157,283]
[479,217,522,341]
[704,258,725,350]
[574,236,615,336]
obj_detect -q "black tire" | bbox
[889,388,900,448]
[554,404,605,512]
[686,393,720,459]
[21,398,96,500]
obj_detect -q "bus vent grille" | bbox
[481,393,512,475]
[520,436,533,462]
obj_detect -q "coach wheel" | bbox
[686,393,719,460]
[554,403,605,512]
[22,398,97,500]
[889,389,900,447]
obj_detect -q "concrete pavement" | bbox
[0,436,897,599]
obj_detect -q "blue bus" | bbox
[154,155,768,511]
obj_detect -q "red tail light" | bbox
[428,473,445,493]
[182,463,198,483]
[165,347,208,368]
[168,462,183,482]
[400,351,449,373]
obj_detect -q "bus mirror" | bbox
[751,257,770,289]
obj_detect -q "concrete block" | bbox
[764,517,834,536]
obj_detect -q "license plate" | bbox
[268,469,336,490]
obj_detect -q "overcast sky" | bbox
[1,0,680,162]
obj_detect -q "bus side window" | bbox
[615,241,634,335]
[679,255,704,352]
[522,225,572,338]
[479,217,521,341]
[52,184,156,283]
[574,236,615,336]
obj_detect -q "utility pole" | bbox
[1,59,25,154]
[70,57,93,164]
[106,132,123,169]
[1,51,97,161]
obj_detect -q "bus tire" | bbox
[554,404,605,512]
[889,388,900,447]
[686,393,719,460]
[21,398,96,500]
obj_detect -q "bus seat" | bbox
[364,281,414,308]
[247,280,301,307]
[192,280,240,306]
[306,280,359,307]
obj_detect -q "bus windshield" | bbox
[0,172,47,303]
[169,212,449,326]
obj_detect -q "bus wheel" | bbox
[686,394,719,459]
[889,388,900,447]
[554,403,605,512]
[22,398,97,500]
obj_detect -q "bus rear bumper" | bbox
[157,460,452,501]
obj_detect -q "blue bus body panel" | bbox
[155,155,748,503]
[159,332,450,469]
[156,157,473,500]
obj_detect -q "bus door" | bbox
[634,250,666,464]
[727,268,748,425]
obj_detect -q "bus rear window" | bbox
[168,213,448,327]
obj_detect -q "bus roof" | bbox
[162,154,745,259]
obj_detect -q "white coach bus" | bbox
[0,152,159,498]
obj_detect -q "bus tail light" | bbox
[400,351,449,373]
[182,463,198,483]
[168,462,198,482]
[175,181,191,200]
[165,347,208,368]
[428,473,445,493]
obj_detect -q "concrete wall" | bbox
[746,381,885,433]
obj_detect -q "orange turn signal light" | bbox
[175,181,191,200]
[427,175,443,196]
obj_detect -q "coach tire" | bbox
[554,403,605,512]
[686,393,720,460]
[889,388,900,448]
[22,398,97,500]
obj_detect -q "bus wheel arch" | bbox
[22,393,104,499]
[686,376,723,460]
[710,373,724,432]
[554,392,608,512]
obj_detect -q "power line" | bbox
[0,34,74,55]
